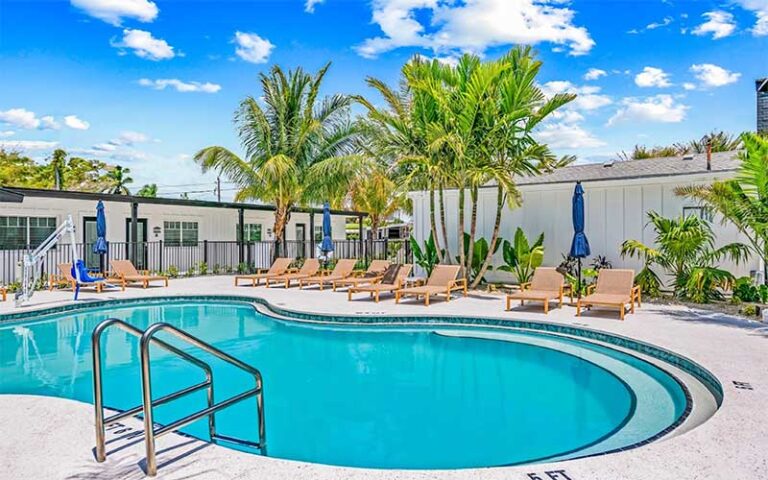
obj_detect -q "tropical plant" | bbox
[621,211,750,302]
[410,233,441,276]
[676,132,768,283]
[590,255,613,270]
[194,63,360,256]
[616,130,741,161]
[454,233,500,283]
[103,165,133,195]
[137,183,158,197]
[497,228,544,284]
[731,276,768,303]
[0,149,112,191]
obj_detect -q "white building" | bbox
[0,187,363,282]
[409,151,760,283]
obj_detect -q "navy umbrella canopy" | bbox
[320,202,335,254]
[569,182,590,297]
[93,200,108,255]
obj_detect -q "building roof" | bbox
[513,150,741,186]
[0,186,366,217]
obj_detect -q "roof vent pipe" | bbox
[701,135,712,171]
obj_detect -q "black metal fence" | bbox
[0,239,412,285]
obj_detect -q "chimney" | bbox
[758,78,768,134]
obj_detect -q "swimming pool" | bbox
[0,298,713,469]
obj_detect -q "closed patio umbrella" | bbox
[93,200,108,273]
[320,202,334,266]
[569,182,591,298]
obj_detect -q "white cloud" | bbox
[607,95,688,126]
[138,78,221,93]
[41,116,60,129]
[690,63,741,88]
[634,67,672,88]
[0,140,59,151]
[683,82,697,91]
[113,131,150,145]
[92,143,118,152]
[356,0,595,59]
[692,11,737,39]
[733,1,768,35]
[233,32,274,64]
[584,68,607,81]
[70,0,158,26]
[550,110,585,123]
[540,81,612,111]
[647,16,673,30]
[305,0,324,13]
[0,108,42,129]
[64,115,90,130]
[112,29,175,61]
[0,130,14,137]
[537,122,605,148]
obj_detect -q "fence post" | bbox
[238,208,245,266]
[158,240,164,273]
[247,243,253,272]
[203,240,209,265]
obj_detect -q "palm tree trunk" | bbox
[428,186,444,262]
[465,186,479,283]
[273,205,289,260]
[457,185,466,278]
[438,183,451,263]
[472,186,504,289]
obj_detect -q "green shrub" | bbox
[498,228,543,284]
[733,277,759,302]
[741,304,758,316]
[197,262,208,275]
[166,265,179,278]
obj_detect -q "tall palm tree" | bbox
[676,132,768,282]
[103,165,133,195]
[50,149,67,190]
[194,64,359,253]
[137,183,158,197]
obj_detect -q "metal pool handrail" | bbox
[91,319,266,477]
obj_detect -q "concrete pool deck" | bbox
[1,275,767,480]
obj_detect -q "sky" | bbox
[0,0,767,201]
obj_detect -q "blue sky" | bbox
[0,0,766,200]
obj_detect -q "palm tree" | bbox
[621,211,749,302]
[676,132,768,282]
[103,165,133,195]
[50,149,67,190]
[137,183,158,197]
[194,63,360,254]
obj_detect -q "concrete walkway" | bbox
[1,275,767,480]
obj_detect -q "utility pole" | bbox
[216,176,221,202]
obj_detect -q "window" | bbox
[164,221,199,246]
[683,206,713,222]
[237,223,263,242]
[0,216,56,249]
[313,225,323,242]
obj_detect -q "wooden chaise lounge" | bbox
[299,259,357,291]
[234,257,293,287]
[577,268,640,320]
[347,264,412,302]
[395,265,467,306]
[332,260,391,290]
[50,263,118,293]
[266,258,320,288]
[506,267,564,314]
[110,260,168,289]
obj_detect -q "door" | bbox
[83,217,101,270]
[125,218,148,269]
[295,223,306,258]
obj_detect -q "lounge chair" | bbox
[577,269,640,320]
[506,267,564,314]
[50,263,114,293]
[395,265,467,306]
[347,264,412,302]
[333,259,391,290]
[266,258,320,288]
[299,259,358,291]
[110,260,168,289]
[234,257,293,287]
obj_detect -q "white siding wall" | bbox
[409,171,758,282]
[0,196,349,243]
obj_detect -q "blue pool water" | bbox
[0,300,688,469]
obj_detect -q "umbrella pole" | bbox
[577,258,582,299]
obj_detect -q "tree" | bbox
[675,132,768,283]
[0,148,111,191]
[621,211,749,302]
[137,184,158,197]
[50,149,66,190]
[103,165,133,195]
[617,130,742,161]
[194,63,359,254]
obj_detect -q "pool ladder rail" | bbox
[91,319,266,477]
